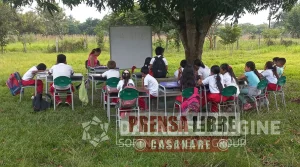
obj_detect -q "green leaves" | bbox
[218,24,242,45]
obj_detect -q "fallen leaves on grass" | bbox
[274,139,281,144]
[162,163,168,167]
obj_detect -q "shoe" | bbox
[56,101,62,107]
[31,96,35,100]
[243,103,252,111]
[65,101,71,106]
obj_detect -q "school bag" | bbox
[120,85,138,108]
[152,56,167,78]
[32,93,52,112]
[6,72,22,96]
[79,79,89,105]
[181,87,200,114]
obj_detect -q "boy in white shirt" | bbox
[101,60,120,79]
[49,54,74,106]
[141,66,158,97]
[22,63,47,94]
[149,47,168,78]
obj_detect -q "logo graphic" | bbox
[82,116,109,147]
[134,139,147,151]
[217,139,229,151]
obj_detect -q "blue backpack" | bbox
[6,72,22,96]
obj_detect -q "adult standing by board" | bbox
[149,46,168,78]
[87,48,101,67]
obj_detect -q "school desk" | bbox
[158,81,181,115]
[88,73,106,105]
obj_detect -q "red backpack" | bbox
[181,87,200,114]
[6,72,22,96]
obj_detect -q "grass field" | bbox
[0,40,300,167]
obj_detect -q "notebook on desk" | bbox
[160,81,180,89]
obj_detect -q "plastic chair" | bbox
[53,76,74,110]
[116,87,140,128]
[267,76,286,109]
[172,87,194,116]
[208,86,237,114]
[17,72,35,102]
[241,79,269,113]
[102,77,120,122]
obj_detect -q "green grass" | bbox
[0,43,300,166]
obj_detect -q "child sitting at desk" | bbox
[174,60,187,79]
[220,63,240,96]
[49,54,74,106]
[260,61,279,91]
[101,60,119,105]
[22,63,47,95]
[237,61,261,111]
[197,65,226,112]
[276,58,286,77]
[117,70,135,92]
[87,48,101,67]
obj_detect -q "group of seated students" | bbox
[174,57,286,112]
[21,44,286,112]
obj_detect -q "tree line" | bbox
[1,1,300,57]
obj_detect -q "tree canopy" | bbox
[3,0,298,62]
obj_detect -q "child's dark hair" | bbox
[265,61,278,78]
[220,63,237,84]
[278,58,286,65]
[107,60,116,69]
[141,66,149,74]
[194,59,205,68]
[181,64,196,89]
[90,48,101,55]
[211,65,223,92]
[57,54,66,64]
[180,60,187,68]
[36,63,47,70]
[122,70,131,89]
[245,61,260,79]
[143,57,152,68]
[273,57,279,62]
[155,47,164,55]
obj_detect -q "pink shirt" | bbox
[87,54,98,67]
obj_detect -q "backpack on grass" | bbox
[32,93,52,112]
[152,56,167,78]
[6,72,22,96]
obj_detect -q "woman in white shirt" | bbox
[220,63,240,96]
[197,65,227,112]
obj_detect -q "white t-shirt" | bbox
[222,72,240,96]
[22,66,38,80]
[150,55,168,66]
[261,69,278,84]
[174,67,184,78]
[198,66,211,79]
[102,69,120,79]
[117,79,135,92]
[49,63,74,89]
[202,74,224,93]
[144,74,159,97]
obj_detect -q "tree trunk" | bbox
[213,35,217,49]
[23,43,27,53]
[177,3,217,64]
[1,46,4,54]
[165,37,169,50]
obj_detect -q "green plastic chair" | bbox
[242,79,269,113]
[267,76,286,109]
[102,77,120,122]
[172,87,194,116]
[212,86,237,114]
[53,76,74,110]
[116,88,140,128]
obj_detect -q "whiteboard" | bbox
[109,26,152,69]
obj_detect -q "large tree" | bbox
[4,0,297,63]
[0,2,16,53]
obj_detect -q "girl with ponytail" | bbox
[238,61,261,110]
[220,63,240,96]
[87,48,101,67]
[197,65,227,112]
[261,61,280,91]
[117,70,135,92]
